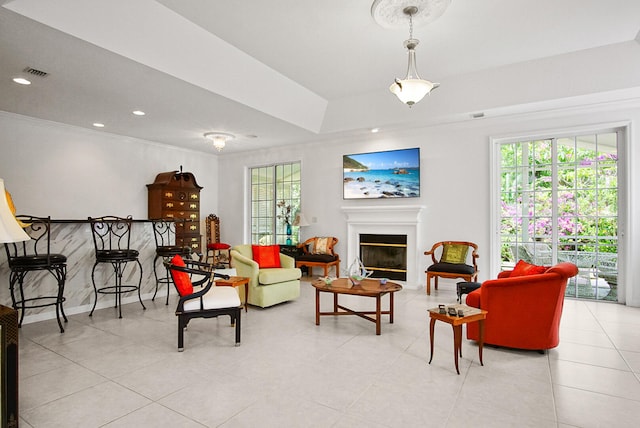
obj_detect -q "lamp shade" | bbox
[389,78,435,105]
[0,179,30,243]
[292,212,310,227]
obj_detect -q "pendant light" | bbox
[389,6,439,106]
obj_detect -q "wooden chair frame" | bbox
[204,214,230,267]
[424,241,479,295]
[165,259,240,351]
[296,237,340,277]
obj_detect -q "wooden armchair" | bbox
[296,237,340,277]
[424,241,479,295]
[166,255,241,351]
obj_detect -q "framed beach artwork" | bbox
[343,147,421,199]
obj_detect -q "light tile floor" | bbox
[16,279,640,427]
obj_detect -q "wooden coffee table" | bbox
[311,278,402,335]
[428,304,487,374]
[215,276,249,312]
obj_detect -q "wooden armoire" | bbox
[147,170,203,253]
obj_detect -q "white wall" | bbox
[218,100,640,306]
[0,112,220,219]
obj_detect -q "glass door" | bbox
[499,131,619,301]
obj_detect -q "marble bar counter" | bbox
[0,219,177,325]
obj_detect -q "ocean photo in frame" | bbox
[343,147,420,199]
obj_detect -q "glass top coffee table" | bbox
[311,278,402,335]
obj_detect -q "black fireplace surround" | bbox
[359,234,407,281]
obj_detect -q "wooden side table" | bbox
[428,304,487,374]
[215,276,250,312]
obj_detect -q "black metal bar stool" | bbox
[151,219,191,305]
[3,215,68,332]
[88,216,145,318]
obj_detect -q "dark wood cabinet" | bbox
[0,305,18,428]
[147,170,203,253]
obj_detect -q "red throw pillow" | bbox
[252,245,281,268]
[169,255,193,296]
[510,259,547,277]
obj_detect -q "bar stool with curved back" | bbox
[204,214,231,267]
[3,215,68,332]
[88,216,145,318]
[151,218,191,305]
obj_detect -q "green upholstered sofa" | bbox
[230,244,302,308]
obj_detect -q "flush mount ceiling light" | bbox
[372,0,450,106]
[12,77,31,85]
[204,132,235,152]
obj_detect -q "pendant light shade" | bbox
[372,1,449,106]
[389,38,439,106]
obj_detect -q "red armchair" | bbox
[466,262,578,351]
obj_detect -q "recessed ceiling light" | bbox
[132,110,145,116]
[371,128,380,133]
[13,77,31,85]
[93,123,105,128]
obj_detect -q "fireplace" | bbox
[359,234,407,281]
[342,205,424,289]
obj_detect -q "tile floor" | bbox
[16,279,640,427]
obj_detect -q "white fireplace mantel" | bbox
[341,205,424,224]
[341,205,425,289]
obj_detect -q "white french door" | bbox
[496,128,621,301]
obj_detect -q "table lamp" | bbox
[293,212,310,227]
[0,178,30,243]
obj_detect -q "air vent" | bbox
[471,112,485,119]
[23,67,48,78]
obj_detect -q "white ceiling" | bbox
[1,0,640,154]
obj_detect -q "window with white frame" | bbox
[250,162,301,245]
